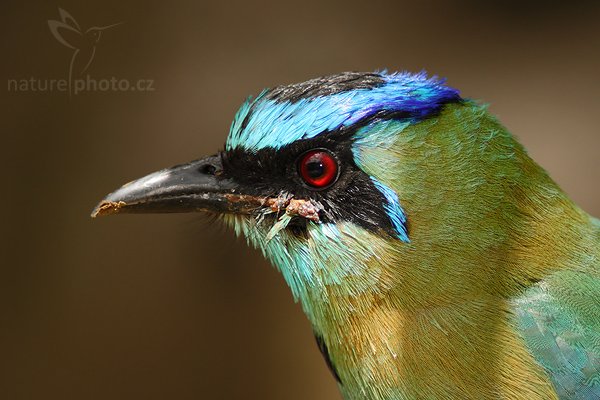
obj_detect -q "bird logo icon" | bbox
[48,8,121,95]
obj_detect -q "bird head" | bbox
[84,22,122,44]
[93,71,547,324]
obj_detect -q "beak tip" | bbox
[91,200,127,218]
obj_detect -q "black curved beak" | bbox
[91,154,263,218]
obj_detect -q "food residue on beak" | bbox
[266,196,321,222]
[91,201,127,218]
[263,194,323,242]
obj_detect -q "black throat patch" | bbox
[314,333,342,384]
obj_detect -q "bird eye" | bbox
[297,149,339,189]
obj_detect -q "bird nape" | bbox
[92,71,600,400]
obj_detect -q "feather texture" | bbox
[514,269,600,399]
[221,72,599,399]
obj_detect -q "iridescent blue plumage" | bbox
[226,71,460,151]
[370,177,409,242]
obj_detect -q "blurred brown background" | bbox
[1,1,599,399]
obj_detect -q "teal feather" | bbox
[514,267,600,399]
[226,72,459,151]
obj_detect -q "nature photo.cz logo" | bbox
[7,8,155,96]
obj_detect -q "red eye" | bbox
[298,150,338,189]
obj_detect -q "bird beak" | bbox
[91,154,264,218]
[98,22,123,31]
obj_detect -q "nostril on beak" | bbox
[198,163,217,176]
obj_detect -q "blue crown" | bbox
[227,71,460,151]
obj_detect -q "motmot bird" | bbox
[92,72,600,400]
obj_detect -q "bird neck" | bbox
[311,196,597,400]
[303,103,600,399]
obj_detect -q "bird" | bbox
[48,8,121,92]
[92,71,600,400]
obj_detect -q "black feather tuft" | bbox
[266,72,385,103]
